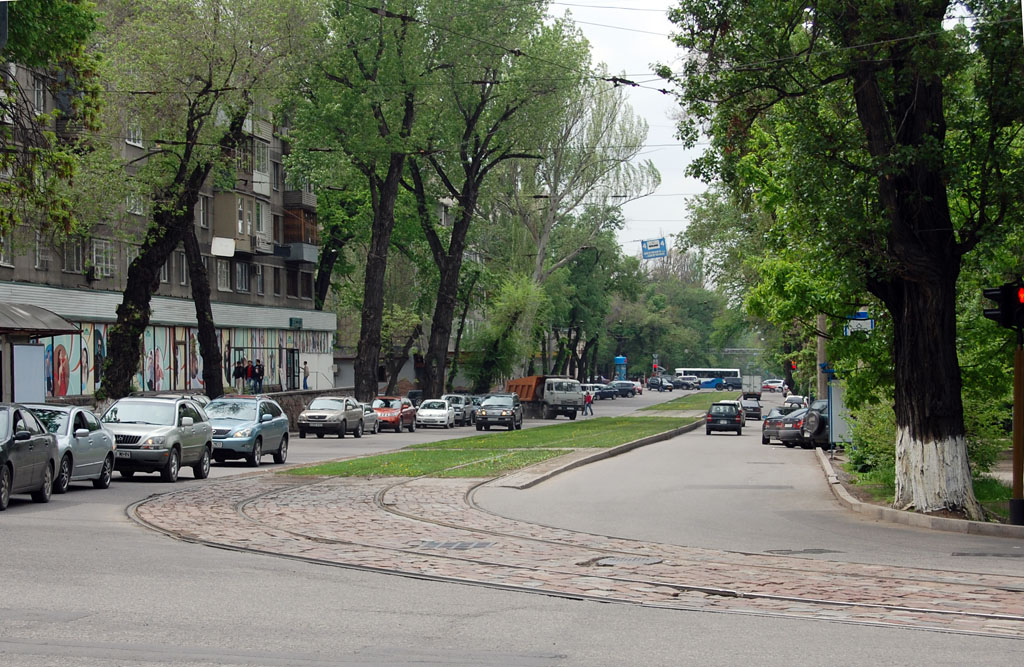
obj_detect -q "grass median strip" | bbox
[286,416,692,478]
[641,391,740,411]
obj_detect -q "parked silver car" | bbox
[440,393,475,426]
[359,403,380,434]
[297,396,365,438]
[101,397,214,483]
[27,404,116,493]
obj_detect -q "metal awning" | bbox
[0,303,81,336]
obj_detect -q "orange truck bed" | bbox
[506,376,545,402]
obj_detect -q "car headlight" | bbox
[141,436,166,449]
[501,410,510,416]
[233,427,253,438]
[479,409,487,416]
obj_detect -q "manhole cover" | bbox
[417,541,494,550]
[596,556,663,566]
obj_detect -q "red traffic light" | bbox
[1019,286,1024,304]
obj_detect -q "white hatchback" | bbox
[415,399,456,429]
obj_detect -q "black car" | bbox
[777,408,812,448]
[740,398,762,421]
[0,404,60,510]
[609,380,637,397]
[594,384,618,400]
[721,377,743,390]
[646,376,674,392]
[705,402,743,435]
[801,399,830,447]
[475,394,523,431]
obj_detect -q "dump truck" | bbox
[505,375,584,420]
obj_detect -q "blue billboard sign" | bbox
[641,237,667,259]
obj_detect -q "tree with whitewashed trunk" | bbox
[664,0,1024,518]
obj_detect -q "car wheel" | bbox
[160,448,180,482]
[92,455,113,489]
[805,411,823,436]
[54,454,72,494]
[316,432,324,439]
[515,416,523,430]
[476,424,483,431]
[0,464,11,510]
[339,421,346,439]
[784,442,796,448]
[484,425,491,431]
[568,411,577,421]
[193,447,211,479]
[213,453,226,463]
[408,420,415,433]
[736,429,742,436]
[120,470,135,479]
[31,463,53,503]
[273,435,289,464]
[247,438,263,467]
[372,421,379,434]
[299,430,306,439]
[800,442,815,450]
[761,436,770,445]
[354,421,363,438]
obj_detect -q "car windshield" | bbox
[421,400,446,410]
[372,398,400,409]
[442,396,463,405]
[482,397,512,407]
[206,400,257,421]
[309,398,346,411]
[709,405,736,415]
[786,408,809,420]
[31,408,69,434]
[102,400,176,426]
[810,400,828,411]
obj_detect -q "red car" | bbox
[372,396,417,433]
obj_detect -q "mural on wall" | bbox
[34,324,332,397]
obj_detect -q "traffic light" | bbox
[982,282,1024,329]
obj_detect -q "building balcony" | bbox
[274,242,319,264]
[283,188,317,210]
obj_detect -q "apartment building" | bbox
[0,65,335,399]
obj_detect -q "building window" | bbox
[254,139,269,175]
[272,214,282,244]
[125,244,140,270]
[300,271,313,300]
[217,259,231,291]
[245,199,253,235]
[33,76,45,113]
[286,268,298,297]
[235,262,250,293]
[126,120,143,147]
[32,233,49,269]
[92,239,116,277]
[160,259,168,283]
[127,193,145,216]
[237,197,245,235]
[0,234,13,266]
[196,195,210,229]
[254,201,266,235]
[235,139,252,172]
[64,241,84,273]
[178,251,187,285]
[201,255,209,272]
[254,263,264,295]
[273,267,281,295]
[272,162,280,191]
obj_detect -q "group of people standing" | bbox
[232,358,264,394]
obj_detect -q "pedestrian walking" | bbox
[232,360,245,393]
[302,360,309,389]
[583,391,594,416]
[245,359,255,393]
[253,359,264,393]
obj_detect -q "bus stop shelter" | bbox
[0,303,81,403]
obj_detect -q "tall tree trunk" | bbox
[353,156,406,403]
[182,224,224,399]
[446,273,477,392]
[313,230,354,311]
[846,26,981,517]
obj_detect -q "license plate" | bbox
[116,450,131,459]
[307,423,323,429]
[718,419,728,424]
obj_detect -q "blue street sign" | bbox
[641,237,667,259]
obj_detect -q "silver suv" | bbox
[297,396,365,438]
[101,397,214,483]
[440,394,475,426]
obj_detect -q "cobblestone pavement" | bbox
[133,474,1024,639]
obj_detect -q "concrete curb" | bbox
[497,418,704,490]
[815,448,1024,539]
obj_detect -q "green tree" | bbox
[98,0,312,399]
[663,0,1024,518]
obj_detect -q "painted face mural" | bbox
[94,329,105,388]
[54,344,69,397]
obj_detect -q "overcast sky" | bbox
[548,1,707,255]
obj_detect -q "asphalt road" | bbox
[0,389,1019,665]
